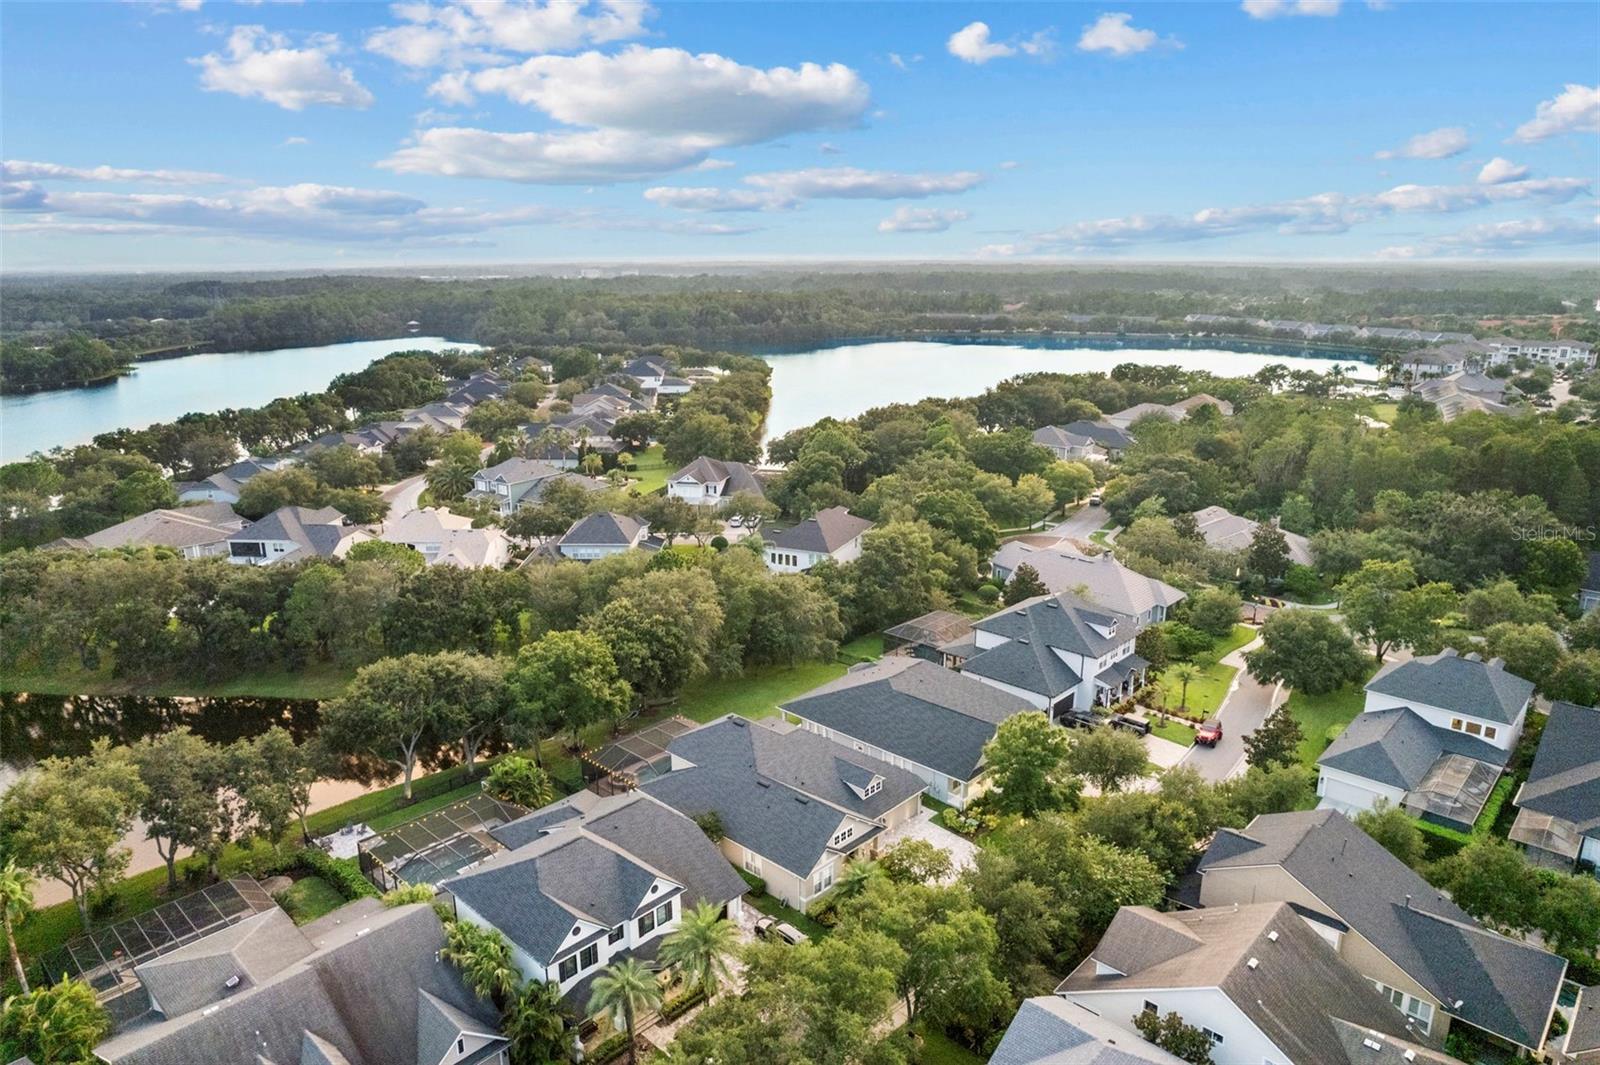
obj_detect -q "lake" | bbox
[760,336,1377,441]
[0,336,481,462]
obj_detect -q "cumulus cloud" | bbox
[983,174,1591,254]
[947,21,1053,64]
[1241,0,1341,17]
[644,166,984,211]
[1374,126,1471,160]
[193,26,373,111]
[281,136,310,147]
[0,160,228,184]
[382,45,870,183]
[1379,215,1600,258]
[367,0,652,69]
[1510,84,1600,143]
[1476,157,1528,185]
[1077,13,1176,56]
[878,206,969,233]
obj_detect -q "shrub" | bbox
[659,985,708,1023]
[710,535,729,551]
[693,811,725,842]
[483,756,554,809]
[976,583,1001,603]
[588,1030,634,1065]
[296,848,381,901]
[736,868,767,897]
[382,883,437,907]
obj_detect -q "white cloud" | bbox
[818,142,842,154]
[1510,84,1600,143]
[878,206,969,233]
[1374,126,1470,160]
[367,0,652,69]
[0,160,228,184]
[1379,216,1600,258]
[644,166,985,211]
[281,136,310,147]
[948,22,1015,64]
[1476,157,1528,185]
[385,46,870,183]
[1077,12,1176,56]
[887,52,911,71]
[695,158,736,171]
[1241,0,1341,18]
[985,174,1591,254]
[998,160,1020,170]
[193,26,373,111]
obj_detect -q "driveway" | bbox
[1047,502,1115,542]
[1175,635,1284,782]
[380,473,428,518]
[879,807,977,884]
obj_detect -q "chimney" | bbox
[1487,657,1505,671]
[1440,648,1459,658]
[1403,894,1411,909]
[1463,651,1482,663]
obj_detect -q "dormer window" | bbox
[863,779,881,799]
[831,825,856,847]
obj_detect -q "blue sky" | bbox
[1,1,1596,270]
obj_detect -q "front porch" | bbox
[1095,654,1151,707]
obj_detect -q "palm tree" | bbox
[1,858,34,992]
[587,957,663,1065]
[3,979,110,1062]
[658,901,738,996]
[442,922,521,1008]
[1168,663,1200,711]
[834,859,883,900]
[503,979,572,1065]
[426,457,475,502]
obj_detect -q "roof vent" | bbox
[1266,930,1279,942]
[794,796,809,805]
[356,928,371,937]
[224,974,241,989]
[1363,1038,1383,1051]
[756,780,770,788]
[1246,957,1259,969]
[1453,999,1464,1009]
[1044,601,1059,609]
[1018,638,1030,645]
[1440,648,1459,658]
[1463,651,1482,662]
[1403,1052,1416,1062]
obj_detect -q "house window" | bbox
[831,825,855,848]
[638,910,657,936]
[1373,981,1434,1035]
[608,924,625,945]
[558,955,579,982]
[655,900,673,926]
[457,1038,465,1054]
[1464,721,1482,736]
[1201,1028,1224,1047]
[1450,718,1464,731]
[814,865,835,894]
[948,778,964,794]
[1483,726,1497,741]
[743,851,762,876]
[579,943,599,970]
[863,779,881,798]
[1142,1001,1159,1016]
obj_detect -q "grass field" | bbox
[916,1030,986,1065]
[674,660,850,723]
[626,444,670,495]
[1283,669,1376,766]
[275,877,346,925]
[0,662,356,699]
[744,891,830,940]
[840,633,885,660]
[1153,625,1256,717]
[1149,716,1197,746]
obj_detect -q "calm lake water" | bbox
[0,336,481,462]
[760,336,1377,441]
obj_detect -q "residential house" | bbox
[1032,425,1107,463]
[1581,552,1599,613]
[49,502,243,559]
[654,374,693,397]
[444,791,747,1003]
[882,610,975,666]
[1057,902,1462,1065]
[376,507,511,569]
[764,506,873,572]
[988,542,1185,629]
[93,902,506,1065]
[781,657,1031,808]
[1483,337,1596,369]
[295,427,396,458]
[1566,987,1600,1062]
[1396,347,1471,380]
[176,458,273,504]
[1411,370,1519,422]
[509,355,552,381]
[666,456,766,507]
[1315,649,1534,824]
[1105,394,1233,429]
[1196,809,1566,1055]
[990,996,1186,1065]
[621,356,670,390]
[571,382,650,418]
[556,512,653,560]
[466,458,605,516]
[641,715,926,909]
[1191,505,1315,567]
[406,400,472,430]
[445,370,507,406]
[959,591,1150,716]
[1062,419,1136,459]
[1509,701,1600,870]
[226,506,367,565]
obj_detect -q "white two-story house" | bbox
[958,592,1149,717]
[764,507,872,573]
[225,506,367,565]
[666,456,766,508]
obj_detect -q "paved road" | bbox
[380,473,428,518]
[1047,503,1114,541]
[1176,635,1285,782]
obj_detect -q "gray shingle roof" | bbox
[1584,552,1600,594]
[1190,505,1315,567]
[227,506,353,558]
[1366,650,1535,726]
[559,511,646,547]
[134,908,313,1019]
[1568,986,1600,1058]
[1516,701,1600,837]
[1197,809,1566,1050]
[973,592,1133,659]
[77,504,243,551]
[767,507,873,554]
[990,997,1186,1065]
[989,544,1185,617]
[782,658,1030,780]
[961,633,1082,698]
[576,794,748,917]
[641,716,925,876]
[1317,706,1509,790]
[669,456,766,498]
[1031,425,1098,451]
[1062,420,1135,450]
[415,989,504,1065]
[1059,903,1438,1065]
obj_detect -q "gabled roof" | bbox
[1317,706,1509,790]
[1061,419,1135,450]
[228,507,356,558]
[622,356,670,377]
[1031,425,1099,451]
[1190,506,1315,567]
[767,506,873,554]
[669,456,765,497]
[134,908,313,1019]
[75,503,243,551]
[1568,986,1600,1060]
[781,658,1030,780]
[990,542,1185,616]
[990,997,1186,1065]
[641,716,925,876]
[960,632,1082,698]
[560,512,646,547]
[473,457,567,485]
[415,989,505,1065]
[973,591,1134,658]
[1059,903,1438,1065]
[1366,650,1534,725]
[1516,701,1600,838]
[1197,809,1566,1050]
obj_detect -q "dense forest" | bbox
[5,264,1597,393]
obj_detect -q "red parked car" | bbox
[1196,720,1223,746]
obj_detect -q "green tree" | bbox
[1245,610,1368,695]
[131,728,232,889]
[1353,800,1427,868]
[585,570,724,704]
[1064,727,1149,793]
[1338,560,1456,666]
[0,978,111,1065]
[502,979,572,1065]
[850,521,946,631]
[505,630,632,752]
[320,654,469,801]
[1042,461,1096,506]
[1166,662,1199,710]
[983,712,1079,816]
[1535,873,1600,961]
[234,727,320,843]
[1002,563,1049,605]
[1185,588,1241,639]
[484,756,555,809]
[1483,622,1565,687]
[834,860,885,901]
[427,457,478,502]
[1427,837,1539,933]
[659,901,739,995]
[1134,1009,1215,1065]
[1246,522,1291,582]
[0,860,33,993]
[443,921,522,1010]
[879,839,953,885]
[0,740,144,930]
[1242,709,1304,770]
[588,957,664,1065]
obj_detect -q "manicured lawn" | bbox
[1370,402,1400,423]
[1284,678,1370,767]
[744,891,830,941]
[675,661,849,724]
[916,1029,987,1065]
[275,876,346,925]
[626,444,670,495]
[840,633,885,661]
[1152,625,1257,717]
[1149,716,1197,746]
[0,662,355,699]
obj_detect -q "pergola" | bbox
[357,792,527,891]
